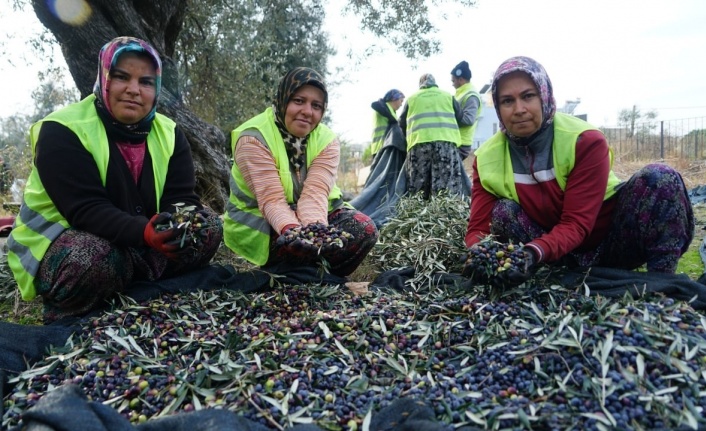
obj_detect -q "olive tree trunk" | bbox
[31,0,230,212]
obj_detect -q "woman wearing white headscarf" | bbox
[398,73,469,199]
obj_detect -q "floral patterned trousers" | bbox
[36,208,224,323]
[488,164,694,273]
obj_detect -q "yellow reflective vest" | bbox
[224,107,344,265]
[7,95,175,300]
[405,87,461,151]
[475,113,621,203]
[370,103,397,155]
[454,82,482,147]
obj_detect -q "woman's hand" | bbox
[143,213,185,259]
[461,242,536,287]
[494,247,537,287]
[275,225,320,261]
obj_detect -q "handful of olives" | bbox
[154,203,212,250]
[461,238,529,283]
[276,223,354,255]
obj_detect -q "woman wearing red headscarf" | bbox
[7,37,223,322]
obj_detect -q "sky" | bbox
[2,0,706,146]
[323,0,706,145]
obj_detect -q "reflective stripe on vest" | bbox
[6,202,69,300]
[224,107,343,266]
[7,95,176,300]
[475,113,621,203]
[405,87,461,151]
[455,82,482,147]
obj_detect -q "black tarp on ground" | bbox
[10,383,467,431]
[348,149,408,227]
[349,122,408,227]
[555,266,706,309]
[12,382,706,431]
[688,185,706,204]
[0,263,346,377]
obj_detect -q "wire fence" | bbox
[338,116,706,193]
[602,116,706,162]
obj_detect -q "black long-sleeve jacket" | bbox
[34,121,201,247]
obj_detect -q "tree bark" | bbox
[31,0,230,212]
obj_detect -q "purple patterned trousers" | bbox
[488,164,694,273]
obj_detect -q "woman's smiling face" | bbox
[284,84,325,138]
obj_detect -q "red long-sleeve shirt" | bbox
[465,129,619,263]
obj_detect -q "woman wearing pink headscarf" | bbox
[464,56,693,286]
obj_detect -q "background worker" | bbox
[451,60,482,159]
[369,89,405,159]
[398,73,470,199]
[363,88,406,184]
[350,89,408,225]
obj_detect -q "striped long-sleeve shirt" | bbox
[234,135,340,235]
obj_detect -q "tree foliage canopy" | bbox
[344,0,476,58]
[13,0,475,210]
[176,0,334,136]
[618,105,658,138]
[0,67,78,186]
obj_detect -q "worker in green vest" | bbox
[224,67,378,276]
[369,89,405,158]
[450,60,482,159]
[361,89,406,186]
[350,89,408,226]
[6,37,223,323]
[398,73,469,199]
[463,56,693,286]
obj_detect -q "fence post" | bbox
[607,116,706,162]
[636,132,639,159]
[660,121,664,160]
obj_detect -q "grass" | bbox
[677,204,705,279]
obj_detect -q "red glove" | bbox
[143,213,184,259]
